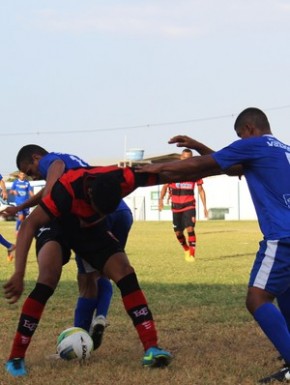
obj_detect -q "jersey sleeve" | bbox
[212,137,259,170]
[38,154,62,179]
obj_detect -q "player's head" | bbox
[180,148,193,160]
[18,171,26,181]
[234,108,272,139]
[16,144,48,180]
[88,174,122,216]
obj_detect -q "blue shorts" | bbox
[17,208,30,217]
[105,208,133,249]
[249,237,290,296]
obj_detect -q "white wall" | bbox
[123,175,257,221]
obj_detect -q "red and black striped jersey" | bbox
[40,166,158,225]
[168,179,203,213]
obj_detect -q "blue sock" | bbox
[96,278,113,317]
[277,289,290,333]
[0,234,12,249]
[16,219,21,232]
[74,297,98,332]
[254,302,290,363]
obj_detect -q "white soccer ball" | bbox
[56,327,93,361]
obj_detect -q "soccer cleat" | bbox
[142,346,172,368]
[258,365,290,383]
[5,358,27,377]
[90,315,106,350]
[7,244,16,262]
[184,250,195,263]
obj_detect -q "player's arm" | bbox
[158,184,169,211]
[137,155,223,183]
[0,189,43,218]
[197,184,208,218]
[168,135,243,177]
[0,178,8,200]
[43,159,66,196]
[3,205,51,304]
[1,159,65,219]
[169,135,214,155]
[29,185,34,197]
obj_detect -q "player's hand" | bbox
[169,135,200,149]
[0,205,18,218]
[3,273,25,304]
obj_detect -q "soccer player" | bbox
[3,165,172,376]
[158,149,208,262]
[2,145,133,352]
[137,107,290,383]
[0,173,15,261]
[10,171,34,235]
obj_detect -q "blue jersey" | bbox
[11,179,33,205]
[38,152,89,179]
[0,174,2,181]
[212,135,290,240]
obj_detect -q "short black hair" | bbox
[16,144,48,169]
[234,107,271,133]
[182,148,193,155]
[91,174,122,215]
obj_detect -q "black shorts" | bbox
[35,215,123,272]
[172,208,196,232]
[35,219,71,265]
[70,223,123,272]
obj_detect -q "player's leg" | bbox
[15,211,25,235]
[0,233,15,261]
[6,240,63,377]
[184,208,196,261]
[102,251,172,367]
[74,257,113,349]
[277,287,290,332]
[247,238,290,383]
[88,206,133,348]
[173,212,189,256]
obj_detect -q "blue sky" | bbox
[1,1,290,175]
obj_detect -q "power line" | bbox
[1,104,290,137]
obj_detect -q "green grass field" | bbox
[0,220,280,385]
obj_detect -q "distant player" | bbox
[159,149,208,262]
[0,173,15,261]
[10,171,34,235]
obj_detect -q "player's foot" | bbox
[142,346,172,368]
[90,315,106,350]
[5,358,27,377]
[7,244,16,262]
[258,364,290,383]
[184,250,195,263]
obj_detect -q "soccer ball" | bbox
[56,327,93,360]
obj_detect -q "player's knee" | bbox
[104,254,135,283]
